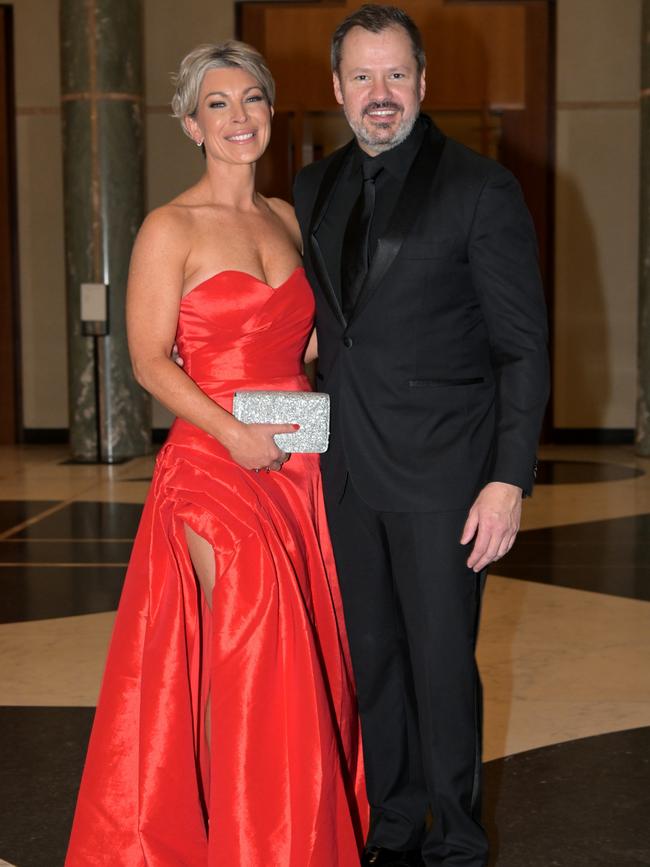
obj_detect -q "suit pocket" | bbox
[408,377,485,388]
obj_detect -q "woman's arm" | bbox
[126,209,293,470]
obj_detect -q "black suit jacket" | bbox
[294,117,550,512]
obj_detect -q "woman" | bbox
[66,41,367,866]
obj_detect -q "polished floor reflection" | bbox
[0,444,649,866]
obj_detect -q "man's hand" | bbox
[461,482,523,573]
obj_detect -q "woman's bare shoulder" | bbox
[265,196,297,223]
[134,200,199,263]
[142,198,195,234]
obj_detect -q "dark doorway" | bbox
[0,4,21,444]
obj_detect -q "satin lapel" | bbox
[308,143,354,327]
[349,127,447,322]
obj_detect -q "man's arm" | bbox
[462,166,550,571]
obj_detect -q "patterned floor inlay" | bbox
[535,459,644,485]
[497,514,650,600]
[483,726,650,866]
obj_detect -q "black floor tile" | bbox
[0,565,125,623]
[483,727,650,866]
[0,501,59,535]
[0,539,132,564]
[535,460,644,485]
[11,501,143,540]
[0,539,133,565]
[0,706,94,867]
[499,514,650,600]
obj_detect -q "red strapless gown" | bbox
[66,268,368,866]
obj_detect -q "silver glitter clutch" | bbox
[232,390,330,453]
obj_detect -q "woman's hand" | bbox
[168,343,295,471]
[224,421,297,472]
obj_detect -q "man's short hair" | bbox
[331,4,426,77]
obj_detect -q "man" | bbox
[293,5,549,867]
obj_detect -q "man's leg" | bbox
[385,509,489,867]
[324,479,428,851]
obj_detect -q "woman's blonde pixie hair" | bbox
[171,41,275,138]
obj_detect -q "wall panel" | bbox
[554,0,641,431]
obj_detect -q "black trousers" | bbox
[324,477,489,867]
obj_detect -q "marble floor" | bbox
[0,443,649,866]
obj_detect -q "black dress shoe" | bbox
[362,847,424,867]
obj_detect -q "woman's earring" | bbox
[196,139,203,148]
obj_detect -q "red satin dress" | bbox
[66,267,368,866]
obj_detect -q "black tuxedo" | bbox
[294,117,549,866]
[295,117,548,511]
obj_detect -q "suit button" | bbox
[343,336,353,348]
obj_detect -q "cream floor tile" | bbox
[0,444,155,477]
[484,698,650,762]
[0,443,67,468]
[0,448,110,505]
[0,612,115,706]
[479,575,650,760]
[115,454,157,478]
[0,447,98,479]
[0,448,156,509]
[521,480,650,531]
[74,480,151,504]
[0,480,102,503]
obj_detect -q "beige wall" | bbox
[10,0,234,430]
[554,0,640,429]
[12,0,64,428]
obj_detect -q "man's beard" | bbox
[344,99,419,153]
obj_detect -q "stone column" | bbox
[637,0,650,455]
[60,0,150,462]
